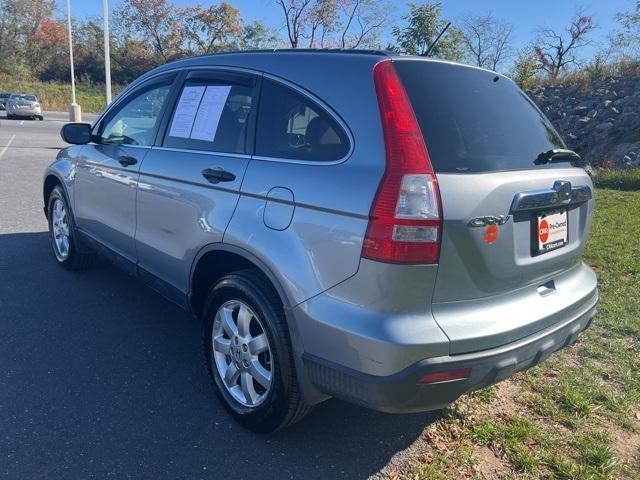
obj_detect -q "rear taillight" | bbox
[362,60,442,264]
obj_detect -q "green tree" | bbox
[391,2,463,60]
[511,47,541,90]
[240,21,280,50]
[616,1,640,55]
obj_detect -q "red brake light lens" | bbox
[363,60,442,264]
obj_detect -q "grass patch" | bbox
[0,75,124,113]
[471,415,547,473]
[593,169,640,191]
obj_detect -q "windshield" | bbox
[11,94,37,102]
[394,60,566,173]
[0,93,10,99]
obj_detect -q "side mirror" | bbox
[61,123,92,145]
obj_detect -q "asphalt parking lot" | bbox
[0,111,438,479]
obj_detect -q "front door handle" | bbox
[117,155,137,167]
[202,168,236,184]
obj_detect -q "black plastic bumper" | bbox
[303,291,598,413]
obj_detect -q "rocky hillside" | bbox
[528,72,640,169]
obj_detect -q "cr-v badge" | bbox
[467,215,511,227]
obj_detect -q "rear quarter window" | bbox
[255,79,350,162]
[394,60,566,173]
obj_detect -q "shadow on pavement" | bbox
[0,232,438,479]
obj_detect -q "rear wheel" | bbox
[47,185,94,270]
[202,270,312,432]
[38,115,44,121]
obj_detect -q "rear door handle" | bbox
[117,155,138,167]
[202,168,236,184]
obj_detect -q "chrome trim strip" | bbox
[150,146,251,159]
[511,183,592,212]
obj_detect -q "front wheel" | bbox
[202,271,312,432]
[47,185,94,270]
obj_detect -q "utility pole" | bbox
[66,0,81,121]
[103,0,112,104]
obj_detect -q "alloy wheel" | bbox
[51,198,70,261]
[212,300,273,407]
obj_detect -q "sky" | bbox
[58,0,636,57]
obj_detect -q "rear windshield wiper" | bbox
[535,149,582,165]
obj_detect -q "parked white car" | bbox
[6,94,43,120]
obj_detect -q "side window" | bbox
[256,79,349,161]
[163,79,255,154]
[100,82,173,146]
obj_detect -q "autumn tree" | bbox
[276,0,315,48]
[338,0,387,48]
[275,0,388,49]
[392,2,463,60]
[306,0,339,48]
[460,13,514,71]
[533,9,596,79]
[0,0,57,75]
[114,0,184,62]
[181,2,243,54]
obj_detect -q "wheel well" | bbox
[190,250,283,318]
[43,175,62,217]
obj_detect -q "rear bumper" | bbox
[6,108,41,117]
[302,289,597,413]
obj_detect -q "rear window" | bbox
[11,94,37,102]
[394,60,566,173]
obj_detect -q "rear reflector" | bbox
[418,368,471,384]
[363,60,442,264]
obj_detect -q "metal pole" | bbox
[66,0,76,105]
[102,0,112,104]
[66,0,81,121]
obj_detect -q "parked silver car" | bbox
[6,93,43,120]
[43,50,598,432]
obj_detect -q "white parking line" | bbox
[20,120,24,126]
[0,134,16,160]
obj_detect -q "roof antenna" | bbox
[424,22,451,57]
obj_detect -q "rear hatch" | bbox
[394,59,596,354]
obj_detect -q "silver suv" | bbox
[43,51,598,432]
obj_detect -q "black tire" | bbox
[47,185,95,271]
[6,114,13,120]
[38,115,44,121]
[202,270,312,433]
